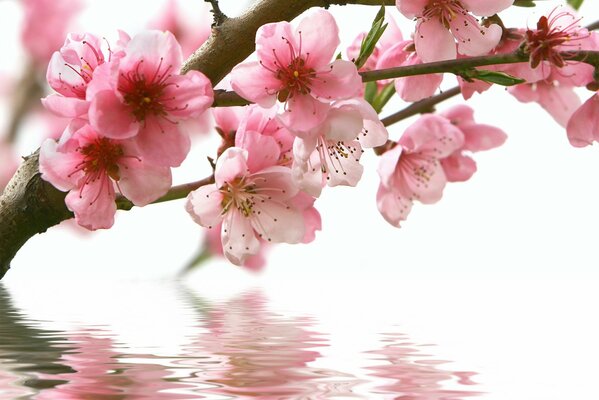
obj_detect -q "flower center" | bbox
[76,137,124,182]
[422,0,466,28]
[260,32,317,102]
[524,9,586,68]
[220,177,258,217]
[119,58,174,122]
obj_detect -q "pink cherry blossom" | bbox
[377,114,464,227]
[439,105,507,182]
[0,140,18,192]
[293,99,388,197]
[396,0,511,62]
[186,147,306,266]
[523,7,592,69]
[39,122,171,230]
[230,9,361,132]
[43,32,127,119]
[21,0,83,66]
[87,30,213,167]
[566,93,599,147]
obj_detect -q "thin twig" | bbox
[205,0,227,26]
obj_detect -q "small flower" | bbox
[524,7,590,69]
[396,0,510,62]
[293,99,388,197]
[186,147,306,265]
[230,9,361,132]
[39,122,171,230]
[439,105,507,182]
[376,114,464,227]
[87,30,213,167]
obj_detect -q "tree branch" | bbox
[3,0,391,279]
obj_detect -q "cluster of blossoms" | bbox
[39,30,213,229]
[24,1,599,270]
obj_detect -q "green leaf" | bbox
[567,0,583,10]
[463,69,526,86]
[354,6,387,69]
[513,0,537,7]
[364,81,378,105]
[371,82,396,113]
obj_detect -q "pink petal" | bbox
[296,9,340,68]
[401,153,447,204]
[213,107,244,134]
[42,94,89,118]
[39,139,81,192]
[250,201,305,244]
[122,30,183,75]
[414,19,456,63]
[118,153,172,206]
[461,123,507,151]
[324,104,364,142]
[278,94,330,132]
[236,131,280,172]
[230,61,281,107]
[450,18,502,57]
[136,120,191,167]
[292,149,325,198]
[537,84,582,128]
[376,184,413,228]
[461,0,514,16]
[396,0,428,18]
[441,153,477,182]
[65,179,116,231]
[255,21,296,71]
[310,59,361,101]
[162,70,213,119]
[215,147,249,187]
[252,166,300,200]
[89,90,139,139]
[400,114,464,157]
[340,98,388,148]
[186,185,224,228]
[567,94,599,147]
[377,145,403,188]
[222,210,261,266]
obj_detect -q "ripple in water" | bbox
[0,284,480,399]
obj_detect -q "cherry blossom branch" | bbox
[181,0,394,84]
[3,0,381,278]
[360,50,599,82]
[586,20,599,31]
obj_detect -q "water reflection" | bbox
[0,283,481,399]
[366,332,482,399]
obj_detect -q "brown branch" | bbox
[1,0,392,279]
[6,64,44,143]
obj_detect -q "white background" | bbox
[2,1,599,399]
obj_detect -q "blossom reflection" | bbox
[181,290,363,399]
[366,332,481,399]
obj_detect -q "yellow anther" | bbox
[293,70,299,78]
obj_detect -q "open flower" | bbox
[43,31,128,119]
[439,105,507,182]
[87,30,213,166]
[186,147,306,266]
[293,99,388,197]
[40,122,171,230]
[377,114,464,227]
[396,0,511,62]
[230,9,361,132]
